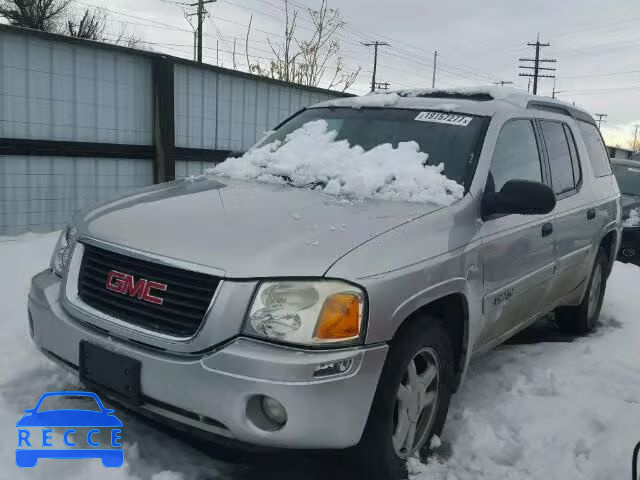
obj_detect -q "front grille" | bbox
[77,243,221,337]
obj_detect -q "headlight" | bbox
[623,208,640,228]
[50,225,79,277]
[244,280,366,347]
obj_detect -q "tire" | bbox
[556,248,608,335]
[349,318,455,480]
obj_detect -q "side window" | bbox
[541,121,576,195]
[563,124,582,186]
[490,119,542,192]
[578,121,612,177]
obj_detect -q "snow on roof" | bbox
[316,85,591,118]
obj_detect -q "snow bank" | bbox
[210,120,464,206]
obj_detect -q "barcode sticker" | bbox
[414,111,473,126]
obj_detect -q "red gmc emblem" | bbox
[105,270,168,305]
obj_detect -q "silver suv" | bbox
[28,88,621,479]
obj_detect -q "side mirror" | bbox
[483,179,556,218]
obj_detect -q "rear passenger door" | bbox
[477,119,556,348]
[538,120,593,302]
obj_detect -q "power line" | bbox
[560,69,640,80]
[559,86,640,95]
[518,35,556,95]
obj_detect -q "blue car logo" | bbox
[16,391,123,468]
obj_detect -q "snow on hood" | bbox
[210,120,464,206]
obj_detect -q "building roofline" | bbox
[0,23,353,98]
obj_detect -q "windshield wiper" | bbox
[273,174,326,190]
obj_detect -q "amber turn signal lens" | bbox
[314,293,362,341]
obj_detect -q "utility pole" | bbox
[363,41,389,92]
[188,0,216,63]
[374,81,391,91]
[594,113,608,130]
[633,125,640,152]
[432,50,438,88]
[519,35,556,95]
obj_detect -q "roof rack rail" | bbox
[398,91,494,102]
[526,100,573,117]
[526,100,595,124]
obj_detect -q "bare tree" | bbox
[232,37,237,70]
[1,1,144,48]
[250,0,359,91]
[245,14,253,71]
[632,125,640,153]
[67,8,106,40]
[0,0,71,32]
[110,23,143,49]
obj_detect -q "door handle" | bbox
[542,222,553,237]
[587,208,596,220]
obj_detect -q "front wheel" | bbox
[349,319,454,480]
[556,248,608,334]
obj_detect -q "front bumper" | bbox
[28,269,388,450]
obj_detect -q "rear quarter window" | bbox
[578,121,612,177]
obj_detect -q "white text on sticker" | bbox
[414,112,473,127]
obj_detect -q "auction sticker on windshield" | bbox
[414,111,473,126]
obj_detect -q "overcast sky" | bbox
[91,0,639,147]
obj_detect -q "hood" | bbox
[76,177,441,278]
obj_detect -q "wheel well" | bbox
[395,293,468,390]
[599,230,617,276]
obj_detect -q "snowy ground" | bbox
[1,233,639,480]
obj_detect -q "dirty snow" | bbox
[2,234,640,480]
[210,119,464,206]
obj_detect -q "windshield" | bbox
[613,163,640,195]
[258,107,489,188]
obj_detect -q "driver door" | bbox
[475,119,556,349]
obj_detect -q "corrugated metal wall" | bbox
[0,27,346,235]
[174,64,334,152]
[0,29,154,236]
[0,30,153,144]
[0,156,153,235]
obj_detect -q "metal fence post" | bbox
[153,58,175,183]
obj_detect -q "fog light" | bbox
[623,248,636,258]
[261,396,287,427]
[314,359,353,378]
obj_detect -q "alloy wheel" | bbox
[392,347,440,458]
